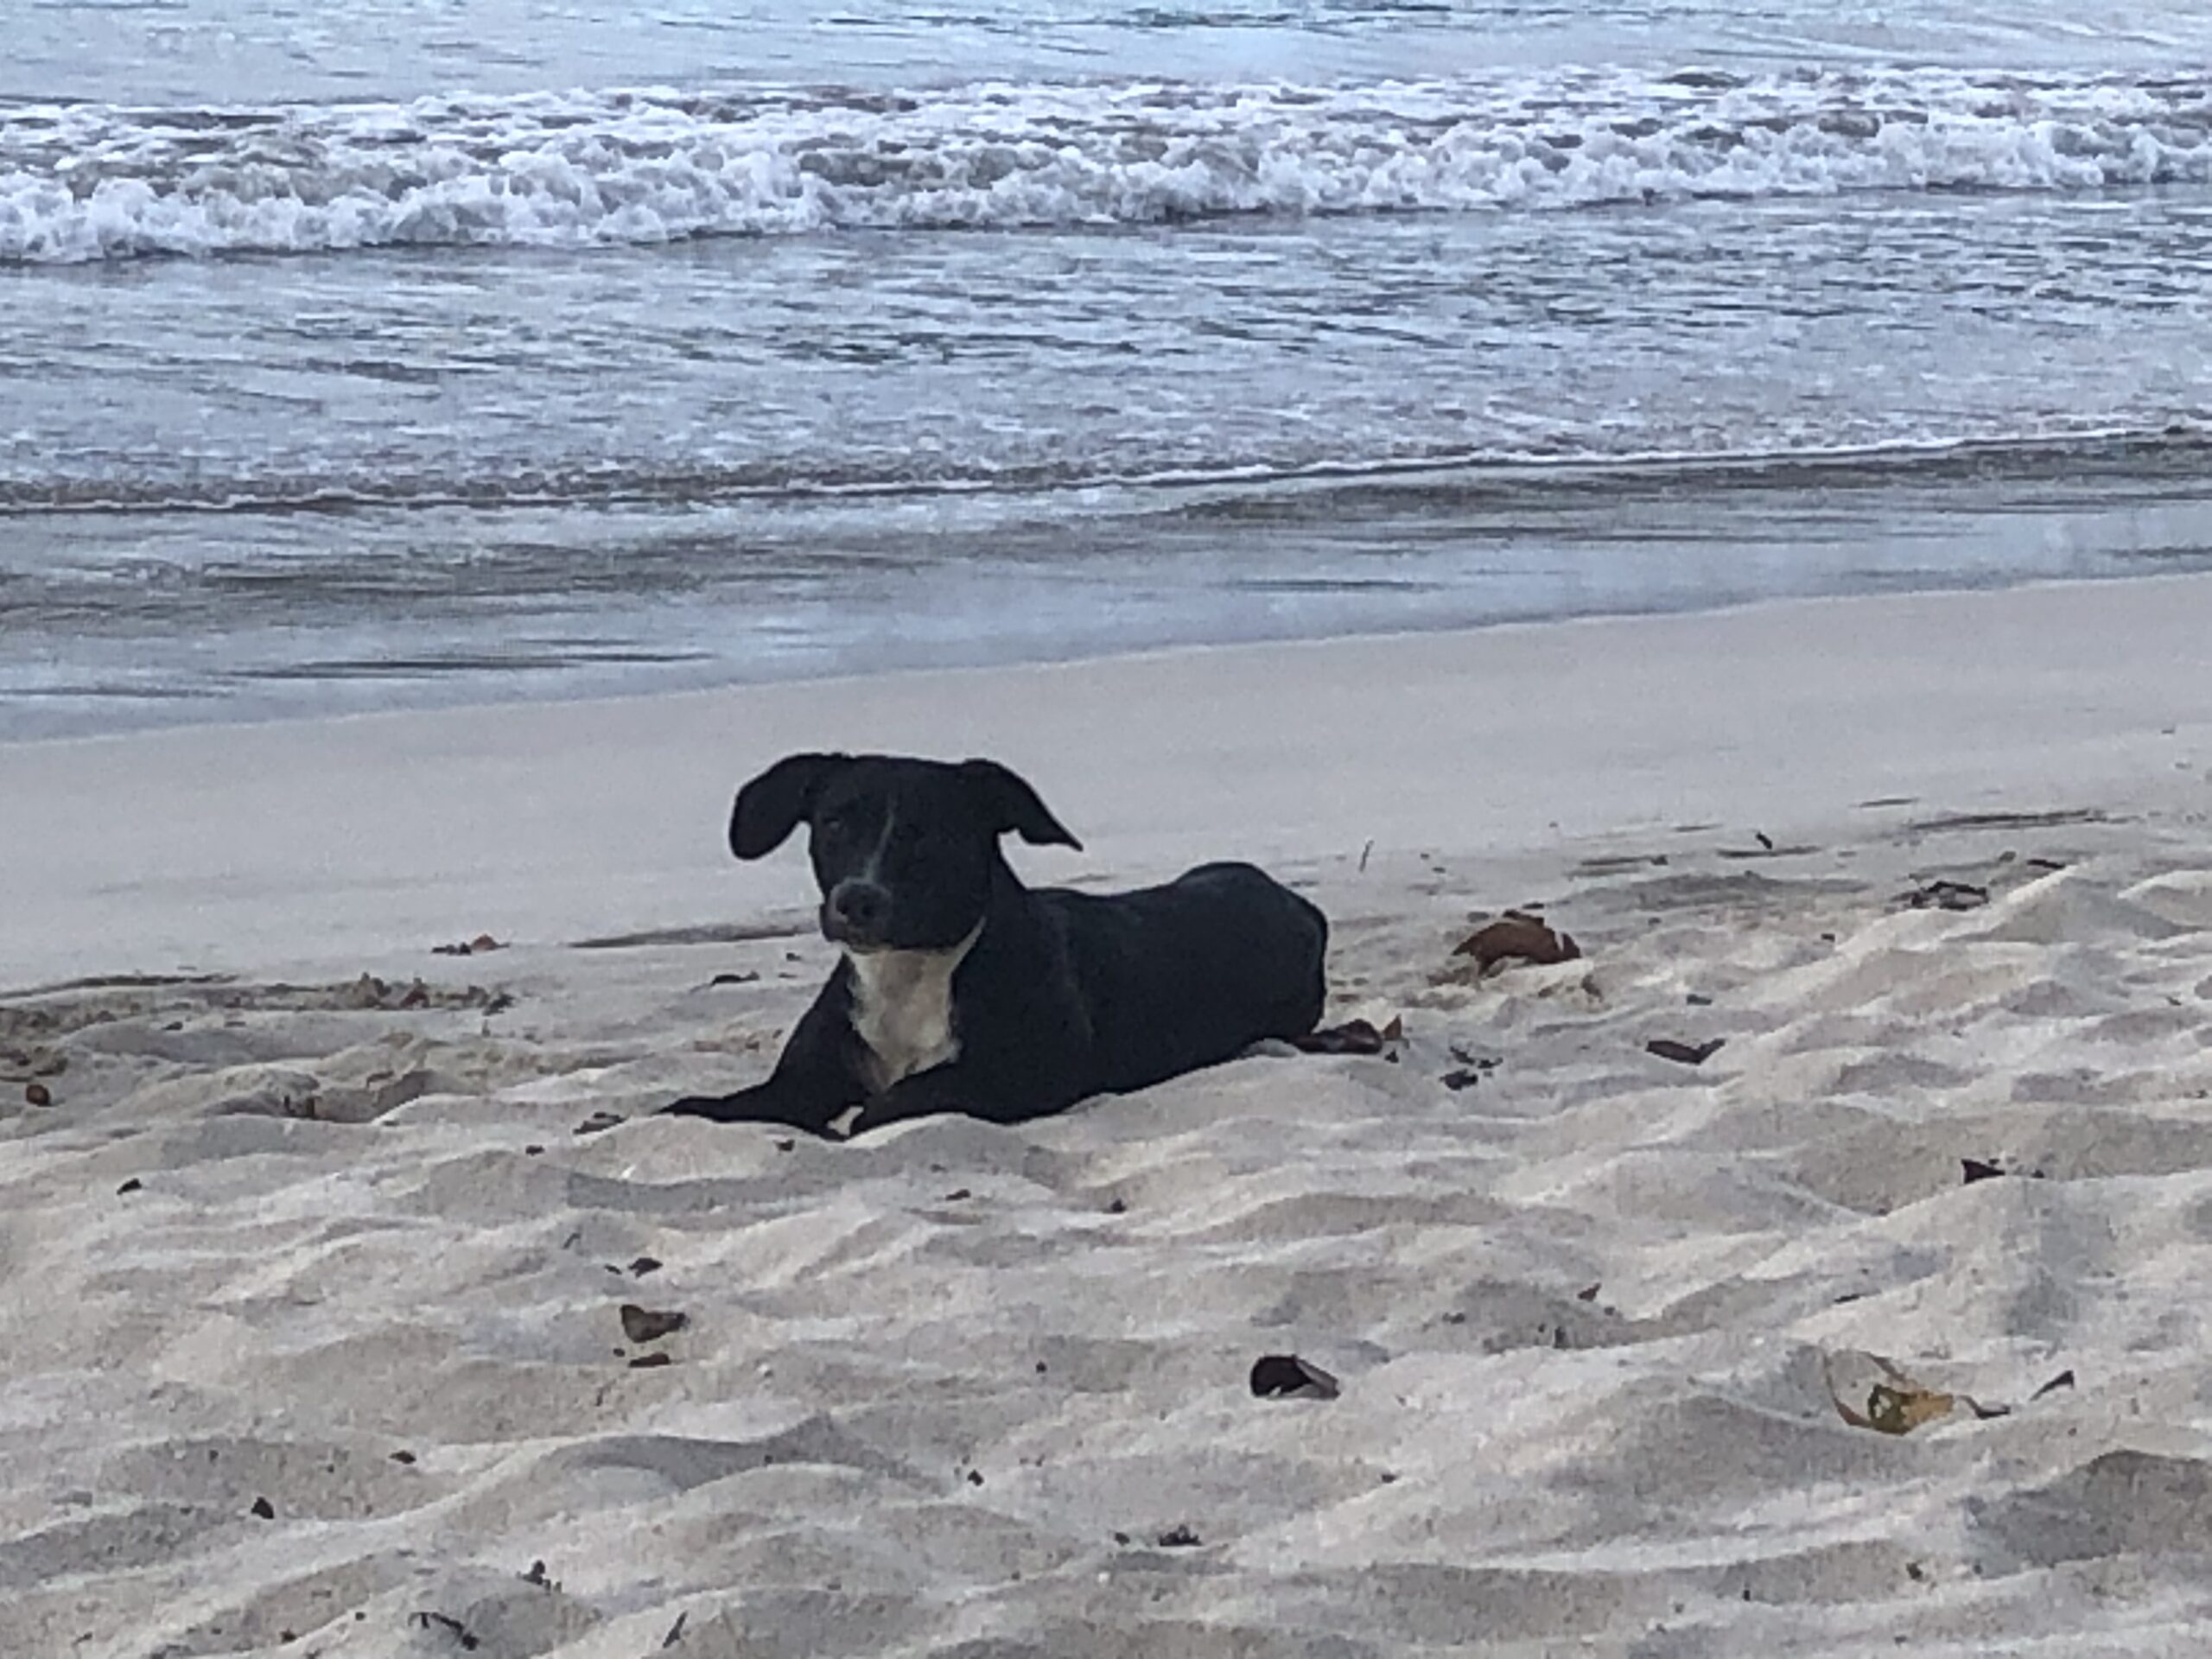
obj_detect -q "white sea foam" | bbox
[3,68,2209,262]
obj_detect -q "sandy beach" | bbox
[5,573,2212,1657]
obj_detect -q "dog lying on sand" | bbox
[664,753,1327,1137]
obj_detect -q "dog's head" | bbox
[725,753,1082,951]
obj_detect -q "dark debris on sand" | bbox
[1453,913,1580,969]
[1249,1354,1342,1401]
[1645,1037,1725,1066]
[619,1304,688,1344]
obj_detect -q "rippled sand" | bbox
[6,577,2212,1656]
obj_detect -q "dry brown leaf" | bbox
[1825,1351,1998,1436]
[1452,912,1580,969]
[1863,1382,1956,1435]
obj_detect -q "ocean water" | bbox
[3,1,2209,736]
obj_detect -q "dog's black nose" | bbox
[825,880,890,939]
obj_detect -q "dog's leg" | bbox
[847,1064,1070,1136]
[664,993,866,1137]
[844,1068,983,1136]
[663,1082,843,1135]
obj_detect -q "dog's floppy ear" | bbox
[958,759,1083,850]
[728,752,846,860]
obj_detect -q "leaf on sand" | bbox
[1904,880,1991,912]
[1249,1354,1341,1401]
[1824,1351,2002,1435]
[1646,1037,1725,1066]
[1862,1382,1959,1435]
[1452,913,1580,969]
[619,1304,688,1344]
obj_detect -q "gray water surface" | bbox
[3,0,2209,734]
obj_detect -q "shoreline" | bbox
[9,443,2209,747]
[10,560,2209,744]
[4,569,2209,988]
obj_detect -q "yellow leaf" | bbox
[1864,1382,1955,1436]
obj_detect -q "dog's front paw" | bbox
[662,1092,835,1135]
[663,1094,735,1121]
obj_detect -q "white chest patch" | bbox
[846,925,981,1094]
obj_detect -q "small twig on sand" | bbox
[410,1610,480,1649]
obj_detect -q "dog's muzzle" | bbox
[823,878,892,947]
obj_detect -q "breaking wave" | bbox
[3,66,2209,263]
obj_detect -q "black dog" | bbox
[664,753,1327,1137]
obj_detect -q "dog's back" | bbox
[1038,861,1327,1096]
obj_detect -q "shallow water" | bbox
[3,0,2209,734]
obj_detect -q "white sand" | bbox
[3,575,2211,1656]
